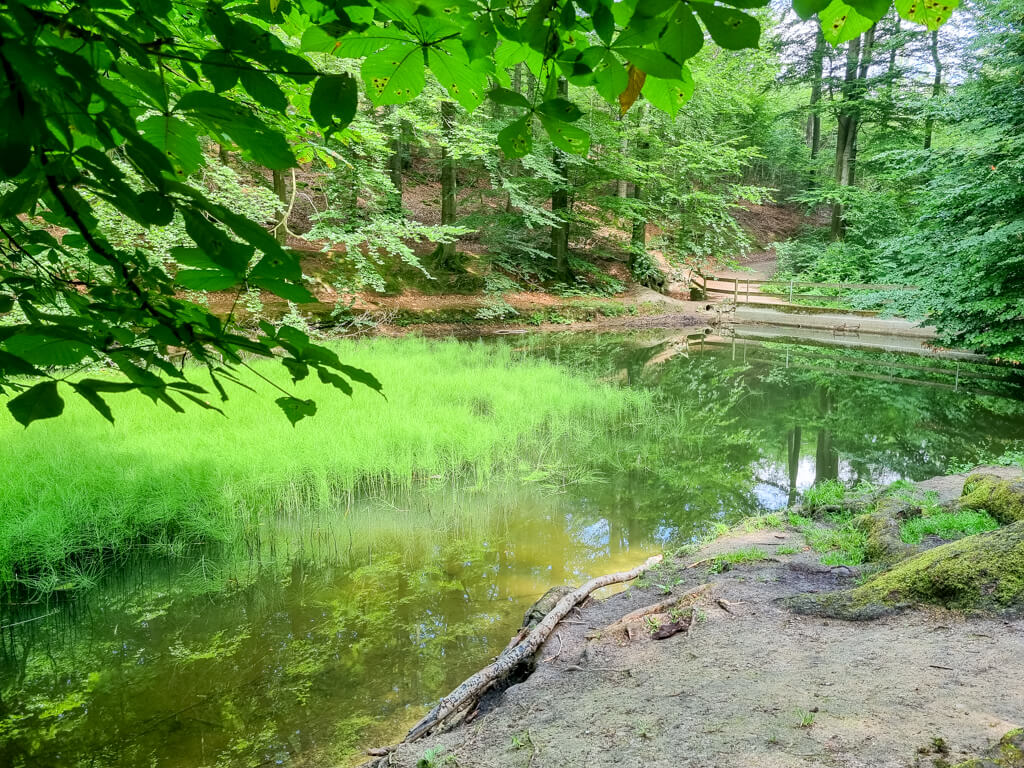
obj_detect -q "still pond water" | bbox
[3,331,1024,767]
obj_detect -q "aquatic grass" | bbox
[0,337,649,591]
[900,509,1000,544]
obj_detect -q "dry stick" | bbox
[404,555,663,742]
[593,583,711,637]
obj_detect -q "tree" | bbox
[0,0,960,426]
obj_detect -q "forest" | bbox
[2,1,1024,767]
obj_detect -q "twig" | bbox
[542,632,563,663]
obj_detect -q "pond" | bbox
[3,331,1024,767]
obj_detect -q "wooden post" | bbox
[733,278,738,303]
[746,279,750,304]
[789,280,794,302]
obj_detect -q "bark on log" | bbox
[405,554,663,742]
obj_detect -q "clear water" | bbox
[3,331,1023,767]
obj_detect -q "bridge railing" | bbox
[691,273,917,305]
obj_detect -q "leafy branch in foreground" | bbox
[0,0,957,424]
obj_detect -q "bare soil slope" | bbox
[382,529,1024,768]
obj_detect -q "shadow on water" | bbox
[3,331,1024,767]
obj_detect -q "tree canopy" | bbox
[0,0,959,425]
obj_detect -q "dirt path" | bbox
[381,530,1023,768]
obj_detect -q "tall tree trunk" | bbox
[218,143,230,164]
[815,429,839,484]
[787,426,803,507]
[830,27,874,240]
[924,30,942,149]
[549,78,572,283]
[807,28,825,160]
[387,108,403,212]
[272,169,288,245]
[434,100,459,269]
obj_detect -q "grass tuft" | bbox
[900,509,1000,544]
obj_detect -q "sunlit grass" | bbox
[0,337,649,591]
[900,509,1000,544]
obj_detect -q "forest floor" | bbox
[379,476,1024,768]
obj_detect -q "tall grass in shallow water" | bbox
[0,337,648,592]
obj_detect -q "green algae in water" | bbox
[4,333,1024,768]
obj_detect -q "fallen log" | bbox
[404,554,662,743]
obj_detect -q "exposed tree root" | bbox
[590,583,711,638]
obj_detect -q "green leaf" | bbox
[642,68,694,115]
[200,50,240,92]
[240,68,288,112]
[894,0,959,29]
[0,349,41,376]
[70,379,135,423]
[846,0,891,21]
[792,0,832,17]
[592,1,615,44]
[428,45,488,112]
[536,98,583,122]
[361,42,426,105]
[659,3,704,63]
[497,115,533,158]
[275,395,317,425]
[691,3,761,50]
[462,16,497,60]
[539,115,591,154]
[310,73,359,130]
[300,24,343,53]
[175,268,239,291]
[593,51,629,102]
[138,115,204,179]
[819,0,875,43]
[136,191,175,226]
[7,380,64,427]
[174,91,294,170]
[3,333,92,366]
[488,87,530,108]
[336,363,383,392]
[251,277,316,303]
[616,47,684,79]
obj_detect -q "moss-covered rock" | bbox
[788,521,1024,620]
[854,512,915,563]
[960,473,1024,525]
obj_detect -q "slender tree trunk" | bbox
[435,100,459,269]
[616,117,629,197]
[830,27,874,240]
[807,29,825,160]
[218,143,230,164]
[272,169,288,245]
[549,78,572,283]
[787,426,803,507]
[924,30,942,149]
[387,108,403,212]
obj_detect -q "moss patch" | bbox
[788,521,1024,620]
[953,728,1024,767]
[960,473,1024,525]
[855,512,915,563]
